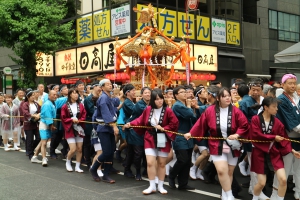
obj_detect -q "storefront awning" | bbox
[274,42,300,63]
[218,50,245,58]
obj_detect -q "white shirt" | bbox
[220,106,229,138]
[29,103,37,114]
[150,107,163,126]
[70,103,78,118]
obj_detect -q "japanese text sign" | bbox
[197,16,210,42]
[102,39,128,71]
[178,12,195,39]
[111,5,131,36]
[158,8,177,37]
[77,45,102,74]
[94,10,111,40]
[227,21,240,45]
[55,49,76,76]
[36,52,54,77]
[211,18,226,43]
[193,44,218,71]
[77,15,93,44]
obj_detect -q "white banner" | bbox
[211,18,226,43]
[111,5,131,36]
[36,53,54,77]
[193,44,218,71]
[55,49,76,76]
[77,44,102,74]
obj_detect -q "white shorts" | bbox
[210,151,238,166]
[94,143,102,151]
[66,136,83,144]
[145,148,168,158]
[198,146,209,153]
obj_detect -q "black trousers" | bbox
[50,129,63,155]
[124,144,144,172]
[169,148,193,188]
[83,134,92,165]
[25,129,40,156]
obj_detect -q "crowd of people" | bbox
[1,74,300,200]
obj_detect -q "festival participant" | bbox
[239,78,268,199]
[168,86,197,190]
[50,84,68,159]
[123,89,178,195]
[272,82,281,88]
[13,88,25,144]
[0,93,5,147]
[270,73,300,200]
[61,89,87,173]
[126,87,151,180]
[39,90,57,166]
[85,84,91,96]
[22,89,41,160]
[184,87,249,200]
[0,94,21,151]
[37,84,47,106]
[75,80,86,103]
[116,88,126,162]
[194,86,207,107]
[89,79,119,183]
[185,85,194,100]
[122,84,136,178]
[84,82,101,168]
[230,87,240,107]
[164,87,174,108]
[251,97,300,200]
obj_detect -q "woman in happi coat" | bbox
[250,97,300,200]
[61,88,87,173]
[124,89,178,195]
[0,94,21,151]
[184,87,249,200]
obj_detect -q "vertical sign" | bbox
[158,8,177,37]
[94,10,111,40]
[77,45,102,74]
[211,18,226,43]
[196,16,210,42]
[55,49,76,76]
[36,52,54,77]
[227,21,240,45]
[178,12,195,39]
[77,15,93,44]
[111,5,131,36]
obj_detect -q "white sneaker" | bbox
[189,166,197,180]
[42,158,48,167]
[7,144,12,148]
[294,191,299,200]
[75,167,84,173]
[55,149,61,154]
[4,147,10,152]
[31,156,42,163]
[238,162,247,176]
[258,191,270,200]
[66,161,73,172]
[155,176,158,184]
[14,147,21,151]
[142,186,156,195]
[269,189,278,200]
[196,169,204,180]
[97,170,103,177]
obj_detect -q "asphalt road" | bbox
[0,144,295,200]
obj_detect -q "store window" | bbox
[269,10,300,42]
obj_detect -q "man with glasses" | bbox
[270,74,300,200]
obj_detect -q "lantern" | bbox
[116,73,121,80]
[125,73,130,80]
[199,74,205,80]
[210,74,216,81]
[205,74,210,80]
[192,73,198,81]
[61,78,65,84]
[110,74,115,80]
[121,73,126,80]
[131,71,136,76]
[175,73,180,79]
[182,73,187,80]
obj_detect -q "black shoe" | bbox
[89,168,101,182]
[110,167,120,174]
[240,181,250,188]
[135,173,142,181]
[168,177,176,189]
[102,175,115,184]
[28,155,33,160]
[124,170,135,178]
[50,154,58,159]
[178,185,195,190]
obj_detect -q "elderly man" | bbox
[89,79,119,183]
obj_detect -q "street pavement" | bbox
[0,144,296,200]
